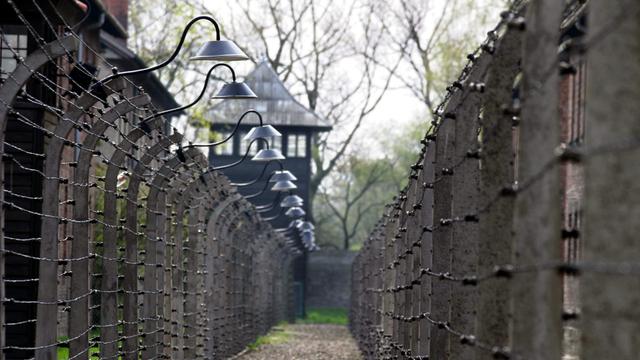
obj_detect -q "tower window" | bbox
[269,135,282,152]
[287,134,307,158]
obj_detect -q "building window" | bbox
[255,102,267,112]
[0,27,28,81]
[239,131,258,156]
[215,132,233,155]
[287,134,307,158]
[269,135,282,152]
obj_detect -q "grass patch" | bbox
[56,345,99,359]
[247,323,291,351]
[55,331,105,359]
[297,307,349,325]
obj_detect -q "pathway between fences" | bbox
[236,324,362,360]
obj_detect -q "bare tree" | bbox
[128,0,232,138]
[210,0,406,220]
[129,0,505,250]
[318,157,395,249]
[375,0,506,113]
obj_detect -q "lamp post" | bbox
[139,63,256,129]
[246,174,297,200]
[231,160,283,187]
[255,180,299,215]
[194,137,281,173]
[95,15,248,88]
[189,109,281,151]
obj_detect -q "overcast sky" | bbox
[187,0,505,155]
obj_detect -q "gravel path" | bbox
[236,324,363,360]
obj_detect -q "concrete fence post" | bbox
[476,26,522,360]
[512,1,564,359]
[449,53,493,360]
[581,1,640,358]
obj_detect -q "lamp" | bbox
[252,148,285,162]
[191,39,249,61]
[270,170,297,183]
[271,180,297,192]
[209,138,265,171]
[213,81,257,99]
[285,207,306,218]
[290,219,304,229]
[95,15,248,90]
[244,125,281,141]
[141,63,255,124]
[281,194,304,208]
[297,221,315,231]
[301,230,315,246]
[189,110,278,151]
[244,168,296,199]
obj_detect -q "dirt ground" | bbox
[235,324,363,360]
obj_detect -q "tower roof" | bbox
[209,61,332,131]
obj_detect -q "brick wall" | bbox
[103,0,128,30]
[306,250,356,309]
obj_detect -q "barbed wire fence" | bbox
[0,1,300,359]
[350,0,640,359]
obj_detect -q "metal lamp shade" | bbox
[289,219,303,229]
[281,194,304,208]
[190,40,249,61]
[301,230,315,247]
[244,125,282,141]
[302,235,313,247]
[213,82,257,99]
[271,180,297,192]
[285,206,306,218]
[301,229,314,238]
[298,221,315,231]
[252,148,285,162]
[270,170,297,183]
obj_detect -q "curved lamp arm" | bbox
[231,160,284,187]
[141,63,236,122]
[256,192,283,212]
[244,171,279,199]
[97,15,221,85]
[188,109,265,149]
[262,206,284,221]
[210,138,268,171]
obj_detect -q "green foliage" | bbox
[56,345,100,359]
[315,116,429,250]
[313,0,506,250]
[128,0,217,139]
[56,332,100,359]
[297,308,349,325]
